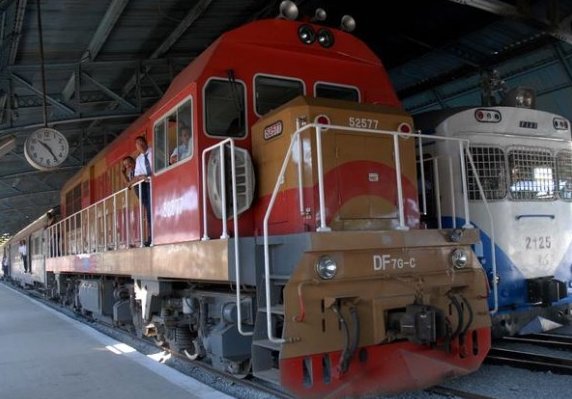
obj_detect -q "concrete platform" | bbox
[0,284,231,399]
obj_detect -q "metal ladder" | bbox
[251,237,287,383]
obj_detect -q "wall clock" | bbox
[24,127,69,171]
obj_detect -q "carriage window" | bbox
[33,236,41,255]
[205,79,246,137]
[255,76,304,115]
[508,148,555,200]
[465,147,507,200]
[557,150,572,201]
[65,183,82,216]
[315,83,359,102]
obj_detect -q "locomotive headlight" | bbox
[298,24,316,45]
[317,28,334,48]
[316,255,337,280]
[451,249,468,269]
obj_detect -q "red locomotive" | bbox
[7,3,491,397]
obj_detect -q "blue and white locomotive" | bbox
[415,87,572,337]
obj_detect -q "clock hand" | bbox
[38,140,59,162]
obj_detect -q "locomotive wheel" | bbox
[130,301,144,338]
[227,359,251,379]
[166,326,194,353]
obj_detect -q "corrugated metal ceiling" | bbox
[2,0,572,238]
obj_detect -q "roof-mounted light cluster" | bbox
[297,24,335,48]
[298,24,315,44]
[278,0,299,20]
[553,117,569,130]
[474,109,501,123]
[278,1,355,48]
[340,15,356,32]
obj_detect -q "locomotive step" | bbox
[265,274,290,283]
[253,339,282,351]
[259,304,285,315]
[254,367,280,384]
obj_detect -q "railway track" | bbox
[499,333,572,351]
[486,347,572,375]
[427,385,496,399]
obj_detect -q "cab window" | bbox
[315,83,359,102]
[153,99,193,171]
[255,75,304,115]
[508,148,555,200]
[205,79,246,137]
[153,121,166,171]
[465,146,507,200]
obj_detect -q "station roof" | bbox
[1,0,570,239]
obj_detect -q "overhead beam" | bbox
[0,189,59,201]
[405,40,572,113]
[447,0,519,17]
[11,73,76,115]
[120,0,213,97]
[4,57,192,73]
[553,43,572,83]
[0,112,140,135]
[83,0,129,62]
[0,178,22,194]
[81,71,136,110]
[0,165,81,180]
[61,0,130,101]
[8,0,26,64]
[0,134,15,158]
[400,34,482,67]
[150,0,213,59]
[84,0,212,135]
[447,0,572,45]
[396,34,553,99]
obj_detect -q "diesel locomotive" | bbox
[3,3,491,397]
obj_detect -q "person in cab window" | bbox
[131,136,153,246]
[170,126,192,164]
[121,156,136,186]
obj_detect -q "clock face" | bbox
[24,128,69,171]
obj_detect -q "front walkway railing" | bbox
[46,178,152,258]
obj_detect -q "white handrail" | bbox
[393,134,408,230]
[137,183,144,248]
[418,138,427,215]
[295,120,305,215]
[47,179,150,257]
[416,142,498,314]
[434,158,443,229]
[315,126,331,232]
[464,149,498,314]
[261,124,487,342]
[459,141,472,229]
[263,132,298,344]
[199,138,250,336]
[448,158,456,229]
